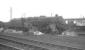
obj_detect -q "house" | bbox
[65,18,85,26]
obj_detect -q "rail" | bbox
[0,33,84,50]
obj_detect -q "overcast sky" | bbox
[0,0,85,22]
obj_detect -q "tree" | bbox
[4,15,67,35]
[0,21,4,27]
[26,16,66,34]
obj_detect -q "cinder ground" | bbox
[0,44,18,50]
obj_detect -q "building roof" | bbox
[65,18,85,21]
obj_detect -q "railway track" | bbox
[0,33,84,50]
[0,38,48,50]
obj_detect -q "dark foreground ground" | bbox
[0,44,18,50]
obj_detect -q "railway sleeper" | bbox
[0,35,83,50]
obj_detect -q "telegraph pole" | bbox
[51,13,52,17]
[21,13,26,28]
[10,7,12,20]
[51,10,53,17]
